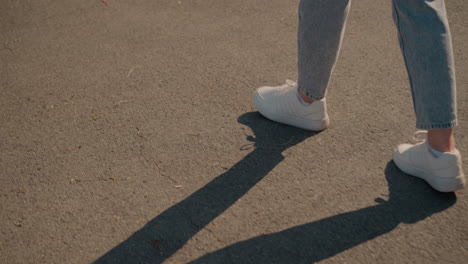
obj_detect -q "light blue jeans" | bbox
[297,0,457,130]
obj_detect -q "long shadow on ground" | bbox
[93,112,320,264]
[189,160,456,263]
[94,112,456,263]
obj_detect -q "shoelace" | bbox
[285,79,297,86]
[412,130,428,143]
[277,79,297,95]
[279,79,296,94]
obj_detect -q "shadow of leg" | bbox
[188,162,456,264]
[93,112,318,264]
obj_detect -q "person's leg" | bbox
[298,0,351,101]
[392,0,457,146]
[392,0,464,191]
[252,0,351,131]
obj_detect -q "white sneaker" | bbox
[393,138,465,192]
[253,80,329,131]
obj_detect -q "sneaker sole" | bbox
[253,91,329,131]
[393,152,466,192]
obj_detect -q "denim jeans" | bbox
[297,0,457,130]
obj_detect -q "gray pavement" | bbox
[1,0,467,263]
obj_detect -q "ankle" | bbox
[427,129,456,152]
[298,90,314,104]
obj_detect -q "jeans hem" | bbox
[297,86,326,101]
[416,120,458,130]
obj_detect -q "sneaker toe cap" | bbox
[254,86,277,99]
[395,143,413,154]
[253,87,275,111]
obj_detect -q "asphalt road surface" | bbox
[1,0,467,263]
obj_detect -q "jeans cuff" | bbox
[416,120,458,130]
[297,86,326,101]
